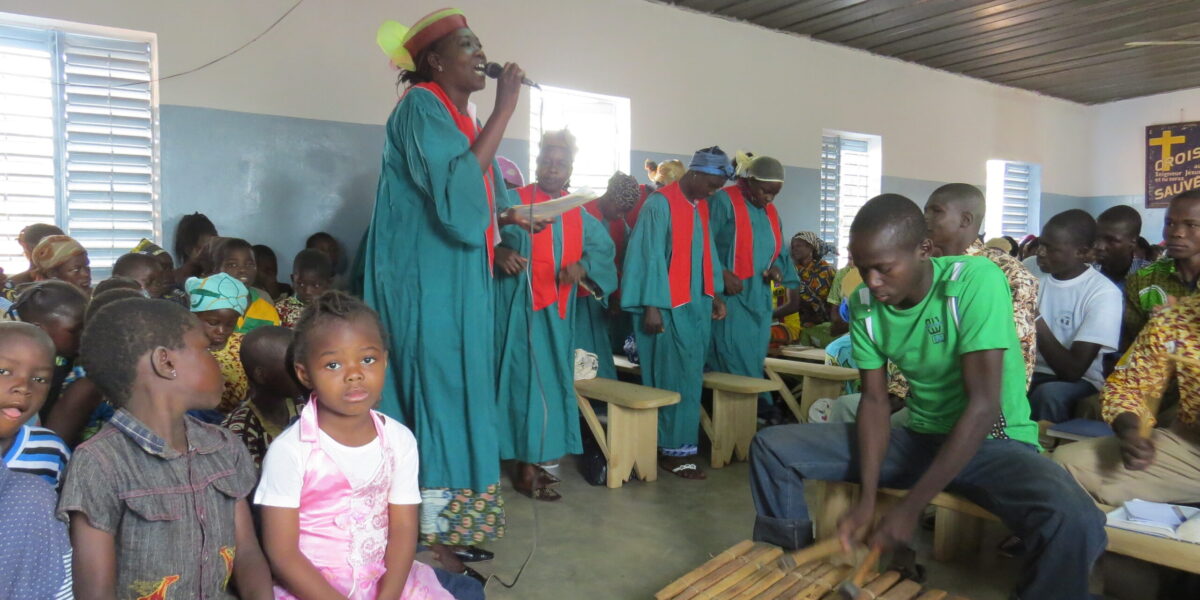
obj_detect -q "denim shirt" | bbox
[57,409,256,600]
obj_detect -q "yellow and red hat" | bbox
[377,8,468,71]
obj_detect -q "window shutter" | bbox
[58,31,157,275]
[0,25,57,273]
[819,136,839,248]
[1000,162,1031,237]
[835,138,871,262]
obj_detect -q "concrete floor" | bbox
[441,457,1022,600]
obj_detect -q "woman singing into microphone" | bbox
[364,8,533,580]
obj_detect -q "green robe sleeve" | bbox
[707,189,735,267]
[775,242,800,288]
[389,89,491,247]
[708,200,726,295]
[620,193,672,312]
[579,211,618,306]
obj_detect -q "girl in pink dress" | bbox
[256,291,454,599]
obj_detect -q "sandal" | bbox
[535,465,561,486]
[659,455,707,480]
[514,483,563,502]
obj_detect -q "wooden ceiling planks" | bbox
[661,0,1200,103]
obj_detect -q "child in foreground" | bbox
[256,291,452,599]
[57,297,273,599]
[0,321,70,488]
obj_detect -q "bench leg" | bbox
[706,390,757,468]
[765,366,805,423]
[933,505,983,562]
[607,404,659,488]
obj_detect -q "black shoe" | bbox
[453,546,494,563]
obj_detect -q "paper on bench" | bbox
[1107,500,1200,544]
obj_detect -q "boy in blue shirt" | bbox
[0,321,70,488]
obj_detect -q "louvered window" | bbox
[819,135,877,266]
[985,160,1041,238]
[0,21,157,277]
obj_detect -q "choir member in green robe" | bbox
[365,9,538,574]
[494,130,618,501]
[621,147,731,480]
[574,172,642,380]
[708,153,799,401]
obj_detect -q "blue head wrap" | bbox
[688,146,733,179]
[185,273,249,315]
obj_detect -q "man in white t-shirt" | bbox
[1029,210,1123,422]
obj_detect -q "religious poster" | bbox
[1146,121,1200,208]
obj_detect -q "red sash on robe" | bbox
[660,181,714,308]
[726,184,782,280]
[517,185,582,319]
[411,82,498,269]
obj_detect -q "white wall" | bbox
[0,0,1096,196]
[1091,87,1200,196]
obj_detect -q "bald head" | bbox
[929,183,985,229]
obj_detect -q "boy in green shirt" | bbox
[750,194,1105,600]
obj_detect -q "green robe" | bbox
[572,212,630,380]
[494,207,617,463]
[361,87,512,491]
[620,192,724,448]
[706,189,799,380]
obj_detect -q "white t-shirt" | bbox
[1034,267,1122,390]
[254,413,421,508]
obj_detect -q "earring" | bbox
[170,369,177,378]
[437,65,444,72]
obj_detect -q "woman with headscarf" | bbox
[772,231,836,346]
[31,235,92,294]
[621,146,728,480]
[493,130,616,501]
[574,170,642,380]
[362,8,535,576]
[707,152,799,385]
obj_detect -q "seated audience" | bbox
[1093,205,1148,289]
[0,321,69,488]
[112,252,167,299]
[31,235,92,294]
[12,280,88,421]
[133,238,189,305]
[0,464,73,598]
[210,237,281,333]
[749,194,1104,600]
[1123,190,1200,349]
[6,223,64,292]
[222,326,304,470]
[58,297,273,599]
[186,273,250,415]
[172,212,219,284]
[253,244,294,301]
[772,231,836,346]
[44,288,145,447]
[1028,210,1121,423]
[306,231,345,290]
[276,249,333,328]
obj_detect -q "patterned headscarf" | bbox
[31,235,86,274]
[376,9,469,70]
[185,273,248,315]
[606,171,641,211]
[131,238,168,256]
[793,231,836,259]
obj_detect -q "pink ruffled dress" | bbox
[274,398,454,600]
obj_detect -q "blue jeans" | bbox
[434,567,485,600]
[749,424,1106,600]
[1028,372,1098,423]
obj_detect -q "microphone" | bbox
[480,62,540,89]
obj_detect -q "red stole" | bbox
[411,82,498,269]
[660,181,714,308]
[517,185,582,319]
[726,184,782,280]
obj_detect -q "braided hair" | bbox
[292,290,387,363]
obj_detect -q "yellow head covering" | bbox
[31,235,86,275]
[377,8,469,71]
[652,160,686,186]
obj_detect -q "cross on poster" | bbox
[1146,121,1200,208]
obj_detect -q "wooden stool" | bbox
[763,357,859,423]
[700,372,781,468]
[575,377,680,488]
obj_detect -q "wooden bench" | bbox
[575,377,680,488]
[700,372,781,468]
[763,357,859,423]
[812,481,1200,575]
